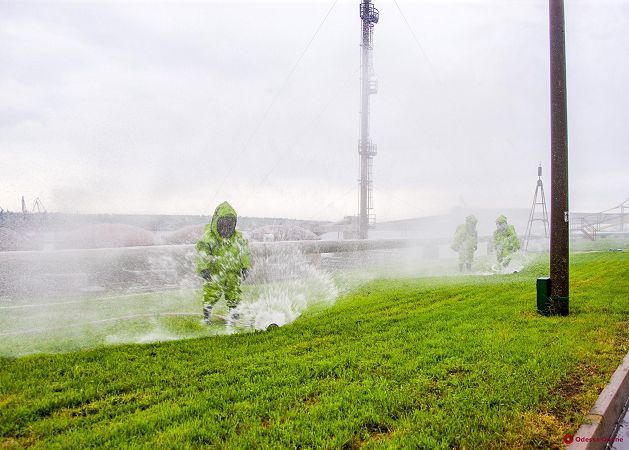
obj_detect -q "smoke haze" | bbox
[1,0,627,221]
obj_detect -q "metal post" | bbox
[549,0,569,315]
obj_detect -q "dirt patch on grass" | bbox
[301,394,319,408]
[0,438,19,449]
[555,363,595,402]
[347,422,395,449]
[517,362,602,449]
[549,362,601,424]
[0,395,18,409]
[1,436,37,449]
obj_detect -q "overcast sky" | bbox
[1,0,627,221]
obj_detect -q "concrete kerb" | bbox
[568,351,629,449]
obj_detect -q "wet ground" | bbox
[612,399,629,450]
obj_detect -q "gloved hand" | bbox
[241,268,250,281]
[200,269,212,280]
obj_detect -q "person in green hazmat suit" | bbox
[493,215,520,267]
[196,202,251,323]
[451,215,478,272]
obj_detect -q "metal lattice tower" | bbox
[358,0,379,239]
[524,164,550,251]
[32,197,46,214]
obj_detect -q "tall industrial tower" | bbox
[358,0,379,239]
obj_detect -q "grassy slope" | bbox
[1,252,628,449]
[0,290,210,357]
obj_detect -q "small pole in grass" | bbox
[538,0,569,316]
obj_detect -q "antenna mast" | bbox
[358,0,379,239]
[524,164,550,251]
[32,197,47,214]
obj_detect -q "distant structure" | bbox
[249,224,320,242]
[59,223,155,249]
[570,198,629,240]
[32,197,46,214]
[357,0,379,239]
[524,164,549,251]
[19,196,46,216]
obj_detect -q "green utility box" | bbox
[537,277,570,316]
[537,277,552,316]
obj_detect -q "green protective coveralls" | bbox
[451,215,478,271]
[493,215,520,267]
[195,202,251,310]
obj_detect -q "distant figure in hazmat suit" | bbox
[451,215,478,272]
[196,202,251,322]
[493,215,520,268]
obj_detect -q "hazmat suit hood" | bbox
[496,215,508,225]
[211,201,238,239]
[496,215,508,230]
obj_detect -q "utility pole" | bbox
[538,0,569,316]
[358,0,379,239]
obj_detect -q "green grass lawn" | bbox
[1,251,628,449]
[570,236,629,252]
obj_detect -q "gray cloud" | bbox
[1,0,627,220]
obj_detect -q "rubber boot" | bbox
[203,305,212,323]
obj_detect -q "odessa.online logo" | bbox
[564,433,624,445]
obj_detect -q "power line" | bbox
[240,66,360,211]
[376,80,458,172]
[306,183,358,222]
[392,0,433,67]
[390,0,442,88]
[204,0,340,213]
